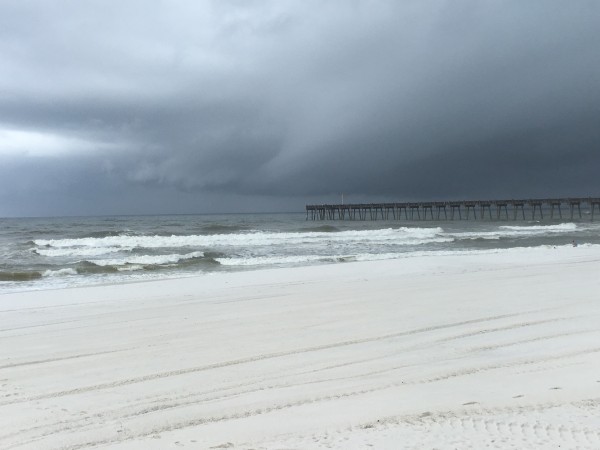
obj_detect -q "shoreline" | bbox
[2,247,600,448]
[2,241,597,297]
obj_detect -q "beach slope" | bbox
[1,247,600,449]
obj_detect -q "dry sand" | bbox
[1,246,600,449]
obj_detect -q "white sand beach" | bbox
[1,246,600,449]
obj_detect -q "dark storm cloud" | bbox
[0,0,599,216]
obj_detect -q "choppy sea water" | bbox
[1,213,599,293]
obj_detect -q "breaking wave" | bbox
[33,226,451,252]
[499,223,578,232]
[43,268,78,277]
[91,251,205,267]
[450,223,579,241]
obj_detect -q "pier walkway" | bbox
[306,197,600,221]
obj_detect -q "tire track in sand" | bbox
[0,311,535,406]
[4,347,599,449]
[270,402,600,449]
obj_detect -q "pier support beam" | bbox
[422,205,434,220]
[368,207,375,220]
[464,204,477,220]
[512,202,525,220]
[397,205,408,220]
[591,200,600,222]
[569,201,582,220]
[530,202,543,220]
[386,205,396,220]
[550,202,562,219]
[496,203,509,220]
[436,204,448,220]
[409,204,421,220]
[450,204,461,220]
[480,203,492,220]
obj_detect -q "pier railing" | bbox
[306,198,600,221]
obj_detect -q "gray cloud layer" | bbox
[1,1,599,216]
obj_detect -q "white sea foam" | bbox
[449,222,578,240]
[217,251,473,267]
[32,223,580,272]
[446,231,503,240]
[34,246,128,257]
[216,243,600,268]
[33,227,449,252]
[499,223,577,232]
[91,251,205,267]
[216,255,332,266]
[215,251,447,267]
[42,268,78,277]
[117,265,144,272]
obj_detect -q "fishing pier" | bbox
[306,197,600,221]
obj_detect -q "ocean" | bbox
[1,212,599,293]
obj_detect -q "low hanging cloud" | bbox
[0,0,599,215]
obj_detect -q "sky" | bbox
[0,0,599,217]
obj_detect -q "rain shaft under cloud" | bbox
[0,0,599,216]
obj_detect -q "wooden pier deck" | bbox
[306,197,600,221]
